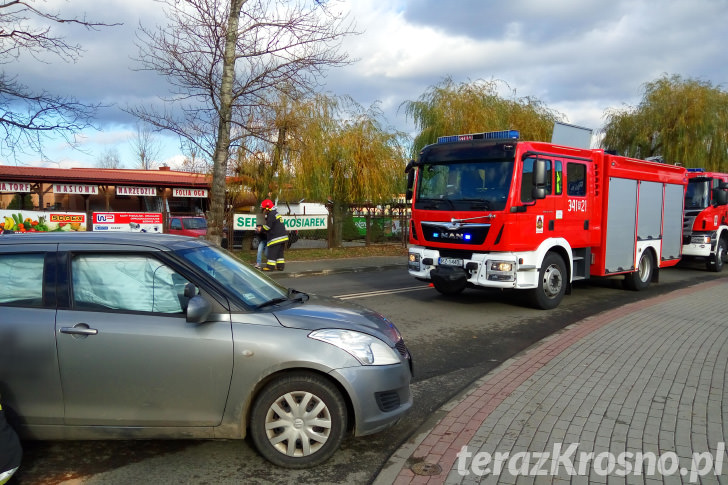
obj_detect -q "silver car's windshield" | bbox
[176,245,287,308]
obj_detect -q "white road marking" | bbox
[334,285,432,300]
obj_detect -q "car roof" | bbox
[0,231,211,251]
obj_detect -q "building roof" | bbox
[0,165,211,188]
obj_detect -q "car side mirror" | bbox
[186,295,211,324]
[405,160,416,201]
[406,170,415,201]
[531,159,547,200]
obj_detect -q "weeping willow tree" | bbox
[291,95,406,246]
[402,77,565,156]
[234,93,406,246]
[602,74,728,171]
[233,90,303,203]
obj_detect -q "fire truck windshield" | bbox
[685,179,711,209]
[416,160,513,211]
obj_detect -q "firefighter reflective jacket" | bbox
[262,209,289,246]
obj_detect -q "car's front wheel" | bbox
[250,372,347,468]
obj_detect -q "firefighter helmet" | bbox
[261,199,275,210]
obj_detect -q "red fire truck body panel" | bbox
[406,131,688,309]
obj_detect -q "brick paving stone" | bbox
[382,279,728,485]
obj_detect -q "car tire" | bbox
[250,372,347,469]
[706,238,727,272]
[528,252,566,310]
[624,250,654,291]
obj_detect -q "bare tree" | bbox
[95,146,122,169]
[129,123,161,170]
[130,0,356,243]
[179,144,209,174]
[0,1,119,160]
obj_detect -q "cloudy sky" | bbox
[9,0,728,168]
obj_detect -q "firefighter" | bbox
[0,393,22,485]
[260,199,288,271]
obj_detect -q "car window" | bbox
[183,218,207,230]
[521,158,552,203]
[567,163,587,196]
[176,245,286,308]
[72,254,190,314]
[170,219,182,230]
[0,253,44,307]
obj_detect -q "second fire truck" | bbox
[406,130,692,309]
[682,168,728,271]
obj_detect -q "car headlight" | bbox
[309,329,400,366]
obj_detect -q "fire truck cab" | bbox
[406,130,687,309]
[682,169,728,271]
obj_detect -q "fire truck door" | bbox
[520,158,555,236]
[559,161,592,247]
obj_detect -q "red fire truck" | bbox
[682,168,728,271]
[405,130,688,309]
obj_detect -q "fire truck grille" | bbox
[683,209,700,237]
[683,210,700,240]
[420,222,490,245]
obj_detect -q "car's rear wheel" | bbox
[250,372,347,468]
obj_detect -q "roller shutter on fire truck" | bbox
[602,179,684,274]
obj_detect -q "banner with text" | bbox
[233,213,328,231]
[0,181,32,193]
[116,186,157,197]
[92,212,163,233]
[173,187,209,198]
[1,210,87,232]
[54,184,98,195]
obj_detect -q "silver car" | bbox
[0,232,412,468]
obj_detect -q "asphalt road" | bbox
[13,260,727,485]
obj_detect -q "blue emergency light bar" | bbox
[437,130,520,144]
[687,168,705,172]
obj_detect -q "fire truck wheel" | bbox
[529,253,566,310]
[707,239,726,272]
[624,250,654,291]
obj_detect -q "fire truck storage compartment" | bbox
[662,183,684,261]
[605,178,639,273]
[604,177,684,274]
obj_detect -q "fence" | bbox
[231,204,411,250]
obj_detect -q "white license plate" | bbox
[439,257,463,267]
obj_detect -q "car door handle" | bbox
[60,324,98,336]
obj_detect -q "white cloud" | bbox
[8,0,728,166]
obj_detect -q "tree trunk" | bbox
[329,200,347,248]
[208,0,244,246]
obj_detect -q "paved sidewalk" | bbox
[375,279,728,485]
